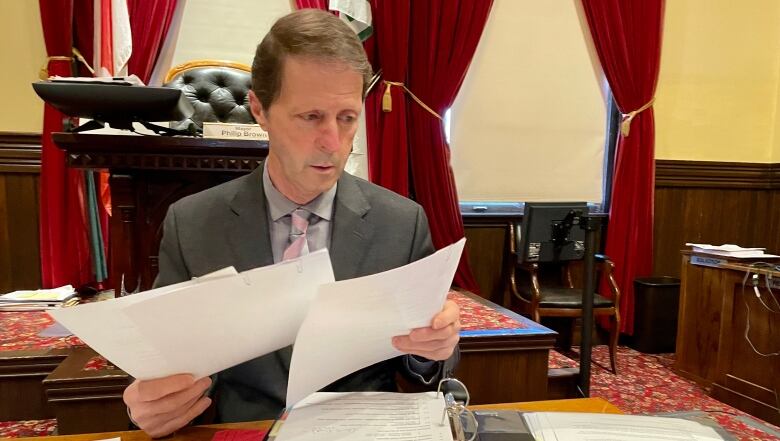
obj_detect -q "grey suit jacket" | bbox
[154,164,459,422]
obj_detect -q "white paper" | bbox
[50,250,335,380]
[523,412,724,441]
[286,239,466,407]
[686,243,779,258]
[274,392,453,441]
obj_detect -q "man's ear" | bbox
[248,90,269,130]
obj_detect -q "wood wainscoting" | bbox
[654,160,780,278]
[0,133,41,293]
[3,139,779,295]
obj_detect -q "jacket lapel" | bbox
[330,173,374,281]
[226,165,275,271]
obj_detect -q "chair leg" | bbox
[609,314,619,374]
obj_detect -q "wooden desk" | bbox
[15,398,620,441]
[676,252,780,425]
[453,292,556,405]
[0,349,69,421]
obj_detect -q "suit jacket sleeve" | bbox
[399,205,460,385]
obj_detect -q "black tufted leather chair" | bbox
[163,60,256,132]
[506,222,621,374]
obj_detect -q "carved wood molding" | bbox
[655,159,779,189]
[0,132,42,173]
[67,152,263,172]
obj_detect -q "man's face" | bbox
[249,56,363,205]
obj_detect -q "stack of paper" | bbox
[48,239,465,402]
[272,392,453,441]
[50,250,335,380]
[523,412,724,441]
[686,243,779,259]
[0,285,78,311]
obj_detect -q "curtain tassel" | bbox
[382,81,442,120]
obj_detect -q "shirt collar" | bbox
[262,161,337,222]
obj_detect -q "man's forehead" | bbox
[276,55,363,102]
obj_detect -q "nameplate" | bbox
[690,255,727,269]
[203,122,269,140]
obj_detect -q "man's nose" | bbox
[317,118,341,152]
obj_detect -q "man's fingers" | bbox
[407,322,460,342]
[147,396,211,439]
[432,300,460,329]
[135,374,198,402]
[136,377,211,420]
[393,332,460,360]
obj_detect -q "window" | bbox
[448,0,614,214]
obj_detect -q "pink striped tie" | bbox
[282,209,310,261]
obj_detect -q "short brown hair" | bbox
[252,9,373,111]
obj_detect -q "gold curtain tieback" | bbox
[39,48,96,80]
[382,81,442,120]
[620,97,655,137]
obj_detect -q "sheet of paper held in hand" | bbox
[49,250,335,380]
[286,238,466,407]
[274,392,453,441]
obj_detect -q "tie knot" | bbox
[290,208,310,236]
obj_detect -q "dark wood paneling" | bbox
[656,160,776,189]
[0,133,42,292]
[0,133,41,173]
[654,160,780,278]
[463,219,512,304]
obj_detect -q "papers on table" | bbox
[523,412,724,441]
[0,285,78,311]
[49,75,145,86]
[286,239,465,406]
[686,243,780,259]
[273,392,453,441]
[49,250,335,380]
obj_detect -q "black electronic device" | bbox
[32,81,195,135]
[516,202,589,263]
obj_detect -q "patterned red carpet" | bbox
[553,346,780,441]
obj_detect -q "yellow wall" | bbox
[0,2,46,133]
[4,0,780,165]
[655,0,780,163]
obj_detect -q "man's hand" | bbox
[123,374,212,438]
[392,298,460,361]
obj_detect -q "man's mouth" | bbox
[311,164,334,171]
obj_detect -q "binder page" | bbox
[523,412,724,441]
[286,239,466,406]
[274,392,453,441]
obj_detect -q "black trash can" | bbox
[631,277,681,353]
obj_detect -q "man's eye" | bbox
[301,113,320,121]
[338,114,357,123]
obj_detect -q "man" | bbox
[123,9,461,438]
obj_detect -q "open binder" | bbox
[265,378,487,441]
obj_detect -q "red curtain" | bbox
[582,0,665,334]
[364,0,411,197]
[403,0,492,293]
[127,0,178,84]
[38,0,92,288]
[295,0,329,9]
